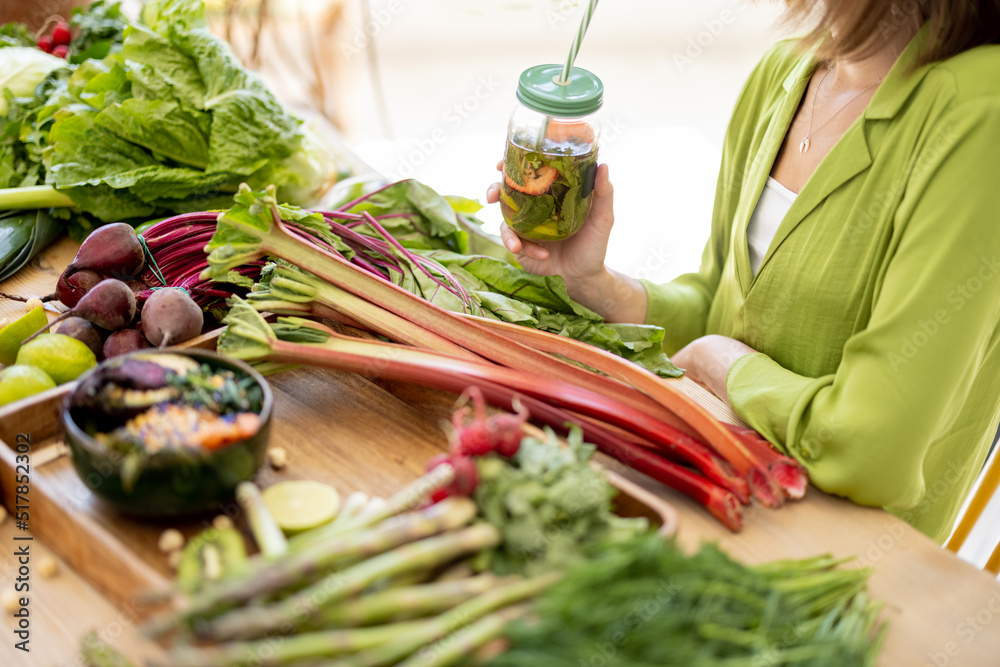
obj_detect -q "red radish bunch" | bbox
[425,387,530,503]
[451,387,528,458]
[36,19,72,59]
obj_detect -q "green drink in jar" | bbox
[500,64,603,242]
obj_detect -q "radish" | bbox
[51,23,72,47]
[103,329,150,359]
[66,223,146,280]
[450,387,527,458]
[56,317,104,360]
[451,388,493,456]
[488,402,529,458]
[22,279,136,346]
[427,454,479,503]
[141,287,204,347]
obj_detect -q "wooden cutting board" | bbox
[0,364,677,618]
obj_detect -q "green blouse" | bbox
[642,27,1000,543]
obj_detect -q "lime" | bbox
[0,307,48,365]
[15,333,97,385]
[262,480,341,535]
[0,365,56,407]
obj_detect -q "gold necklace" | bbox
[799,65,882,153]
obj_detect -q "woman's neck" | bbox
[827,6,923,89]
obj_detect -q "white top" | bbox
[746,176,797,275]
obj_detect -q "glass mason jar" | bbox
[499,64,603,242]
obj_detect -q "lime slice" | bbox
[262,480,341,535]
[15,333,97,384]
[0,365,56,407]
[0,306,48,365]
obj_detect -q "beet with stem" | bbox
[56,269,101,308]
[141,287,204,348]
[66,222,146,279]
[22,279,136,346]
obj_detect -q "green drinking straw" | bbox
[558,0,600,84]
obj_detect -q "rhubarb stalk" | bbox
[217,302,744,530]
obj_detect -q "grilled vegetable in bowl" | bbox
[62,350,272,517]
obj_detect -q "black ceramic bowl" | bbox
[62,349,273,517]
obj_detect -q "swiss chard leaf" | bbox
[343,180,468,252]
[424,250,682,377]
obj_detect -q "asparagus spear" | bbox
[304,574,503,629]
[165,621,429,667]
[201,523,502,641]
[331,491,369,526]
[79,632,137,667]
[237,481,288,558]
[287,464,455,551]
[145,497,477,638]
[398,603,532,667]
[332,573,560,667]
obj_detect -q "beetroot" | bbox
[56,269,100,308]
[103,329,150,359]
[67,223,146,279]
[56,317,104,361]
[23,279,136,346]
[141,287,204,347]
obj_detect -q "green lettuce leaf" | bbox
[96,98,210,169]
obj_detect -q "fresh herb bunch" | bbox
[68,0,127,64]
[472,425,648,577]
[488,534,886,667]
[168,364,264,415]
[2,69,72,189]
[0,24,34,48]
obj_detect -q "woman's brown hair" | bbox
[781,0,1000,67]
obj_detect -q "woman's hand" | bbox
[487,162,614,283]
[671,335,758,404]
[486,162,647,323]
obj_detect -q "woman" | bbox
[487,0,1000,543]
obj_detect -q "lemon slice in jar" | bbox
[261,480,341,535]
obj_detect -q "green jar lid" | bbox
[516,64,603,118]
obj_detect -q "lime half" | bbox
[262,480,341,535]
[0,306,48,365]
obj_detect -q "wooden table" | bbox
[2,239,1000,667]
